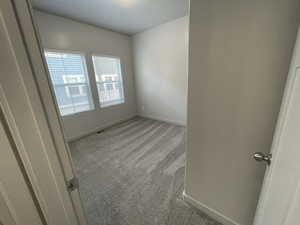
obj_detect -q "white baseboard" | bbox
[67,113,185,142]
[67,115,137,142]
[138,113,186,126]
[182,191,241,225]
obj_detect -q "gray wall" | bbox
[34,11,137,140]
[185,1,300,225]
[133,16,189,125]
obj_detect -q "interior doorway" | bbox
[26,1,216,225]
[5,1,300,225]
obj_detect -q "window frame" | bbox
[44,49,95,116]
[91,54,125,108]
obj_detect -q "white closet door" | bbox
[0,110,43,225]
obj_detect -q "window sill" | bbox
[100,100,125,108]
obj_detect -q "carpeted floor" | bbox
[69,117,221,225]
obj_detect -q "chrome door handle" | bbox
[253,152,272,165]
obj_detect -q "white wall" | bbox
[186,1,300,225]
[133,16,189,125]
[34,11,137,140]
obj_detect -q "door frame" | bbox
[253,27,300,225]
[2,0,87,224]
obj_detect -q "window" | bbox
[92,56,125,107]
[44,51,94,116]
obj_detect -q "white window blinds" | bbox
[44,51,94,116]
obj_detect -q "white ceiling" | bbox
[31,0,189,35]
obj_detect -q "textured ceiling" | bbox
[31,0,189,35]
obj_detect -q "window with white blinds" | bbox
[92,56,125,107]
[44,51,94,116]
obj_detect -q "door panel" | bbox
[254,29,300,225]
[0,109,43,225]
[187,1,300,225]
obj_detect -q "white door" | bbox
[254,27,300,225]
[11,0,87,224]
[0,0,85,224]
[0,109,44,225]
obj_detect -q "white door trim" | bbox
[0,0,84,224]
[10,0,88,224]
[253,27,300,225]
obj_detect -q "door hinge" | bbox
[66,177,79,192]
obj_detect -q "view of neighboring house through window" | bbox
[44,51,94,116]
[92,56,125,107]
